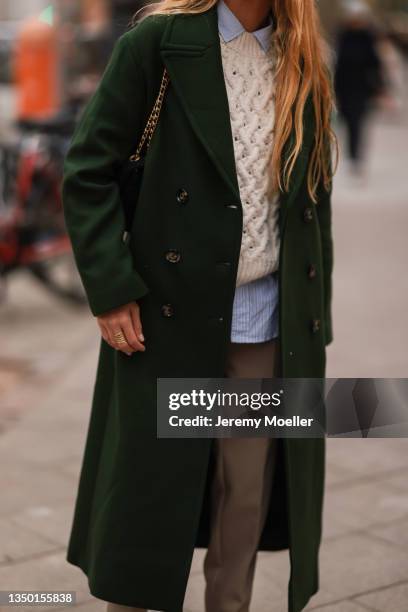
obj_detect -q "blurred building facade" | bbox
[0,0,407,127]
[0,0,50,20]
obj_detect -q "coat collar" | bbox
[159,4,314,218]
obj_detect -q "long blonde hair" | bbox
[135,0,338,202]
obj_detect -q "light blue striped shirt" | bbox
[217,0,280,343]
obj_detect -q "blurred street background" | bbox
[0,1,408,611]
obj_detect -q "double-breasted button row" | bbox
[165,249,181,264]
[176,191,240,211]
[176,188,189,204]
[303,207,314,223]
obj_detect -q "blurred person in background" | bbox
[376,29,405,116]
[334,0,384,175]
[62,1,337,612]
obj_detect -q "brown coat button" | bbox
[165,249,181,264]
[161,304,174,318]
[308,264,317,279]
[303,207,313,223]
[311,318,320,333]
[176,188,189,204]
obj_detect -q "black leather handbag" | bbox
[119,68,170,242]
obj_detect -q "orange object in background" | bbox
[14,17,60,121]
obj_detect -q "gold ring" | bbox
[113,332,126,345]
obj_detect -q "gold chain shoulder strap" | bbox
[130,68,170,162]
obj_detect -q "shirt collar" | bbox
[217,0,274,53]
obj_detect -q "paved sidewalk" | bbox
[1,105,408,611]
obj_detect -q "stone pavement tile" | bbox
[326,439,408,480]
[255,549,291,591]
[249,561,288,612]
[0,426,85,466]
[0,551,92,612]
[325,462,358,489]
[57,455,82,481]
[365,515,408,551]
[301,533,408,608]
[0,442,79,485]
[185,549,207,611]
[334,116,408,209]
[0,463,75,518]
[328,199,408,378]
[187,549,288,611]
[57,599,105,612]
[381,472,408,493]
[0,277,97,437]
[0,297,95,435]
[0,517,60,564]
[0,273,93,363]
[306,600,372,611]
[10,501,75,548]
[185,558,287,612]
[19,348,98,430]
[355,582,408,612]
[189,548,205,576]
[321,478,408,539]
[184,569,204,612]
[13,402,91,433]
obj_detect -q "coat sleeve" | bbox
[62,32,149,317]
[316,173,334,346]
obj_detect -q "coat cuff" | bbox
[87,273,149,317]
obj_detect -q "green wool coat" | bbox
[62,5,334,612]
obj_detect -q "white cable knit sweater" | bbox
[220,31,280,287]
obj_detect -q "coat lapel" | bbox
[159,4,314,217]
[160,5,240,201]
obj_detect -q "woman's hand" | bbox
[97,302,145,355]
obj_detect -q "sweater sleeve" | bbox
[62,32,149,317]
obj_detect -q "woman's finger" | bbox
[97,306,142,355]
[129,302,145,342]
[122,317,145,352]
[97,320,116,349]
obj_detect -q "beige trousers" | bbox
[106,340,279,612]
[203,340,279,612]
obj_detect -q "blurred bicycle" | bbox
[0,113,86,305]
